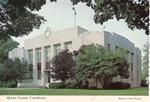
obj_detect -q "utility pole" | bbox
[72,7,76,27]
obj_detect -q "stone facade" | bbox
[9,26,141,88]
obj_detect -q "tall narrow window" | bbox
[28,50,33,78]
[64,41,72,50]
[45,46,50,69]
[115,46,118,51]
[36,48,41,80]
[28,50,33,64]
[136,55,140,82]
[131,52,134,80]
[107,43,110,50]
[54,44,61,55]
[126,50,129,60]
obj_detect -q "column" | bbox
[41,47,45,86]
[50,45,54,83]
[32,48,37,84]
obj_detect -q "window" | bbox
[45,46,50,69]
[45,46,50,61]
[54,44,61,55]
[36,48,41,63]
[126,50,129,60]
[36,48,41,80]
[107,43,110,50]
[27,50,33,79]
[64,41,72,50]
[115,46,118,51]
[131,52,134,80]
[28,50,33,64]
[131,53,134,71]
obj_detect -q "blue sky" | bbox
[14,0,148,55]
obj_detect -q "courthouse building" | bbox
[9,26,141,88]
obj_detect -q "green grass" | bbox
[0,87,148,95]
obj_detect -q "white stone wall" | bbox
[9,48,26,60]
[9,26,141,88]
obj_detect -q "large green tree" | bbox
[50,49,76,84]
[0,0,149,40]
[0,0,46,39]
[0,38,33,86]
[142,39,149,80]
[71,0,149,35]
[75,44,129,88]
[0,58,32,85]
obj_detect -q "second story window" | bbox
[54,44,61,55]
[64,41,72,50]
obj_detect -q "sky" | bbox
[14,0,148,56]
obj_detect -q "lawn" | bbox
[0,87,148,95]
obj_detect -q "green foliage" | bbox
[105,81,131,89]
[0,58,33,85]
[140,80,148,87]
[75,44,129,88]
[70,0,149,35]
[49,83,65,89]
[0,81,17,88]
[50,49,76,83]
[0,0,148,40]
[0,0,46,39]
[0,38,19,63]
[142,40,149,80]
[64,79,78,88]
[0,38,32,87]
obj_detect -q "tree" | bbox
[0,38,19,63]
[0,0,46,39]
[50,49,76,84]
[0,38,19,85]
[0,0,149,40]
[12,58,33,82]
[0,38,32,87]
[70,0,149,35]
[75,44,129,88]
[0,58,33,85]
[142,39,149,80]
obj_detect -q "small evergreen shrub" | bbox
[0,81,17,88]
[65,79,78,89]
[49,83,65,89]
[77,80,89,89]
[105,81,131,89]
[141,80,148,87]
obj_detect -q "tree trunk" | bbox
[96,78,98,88]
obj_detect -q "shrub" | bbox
[141,80,148,87]
[64,79,89,89]
[65,79,78,89]
[0,81,17,88]
[49,83,65,89]
[104,81,131,89]
[77,80,89,89]
[88,86,97,90]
